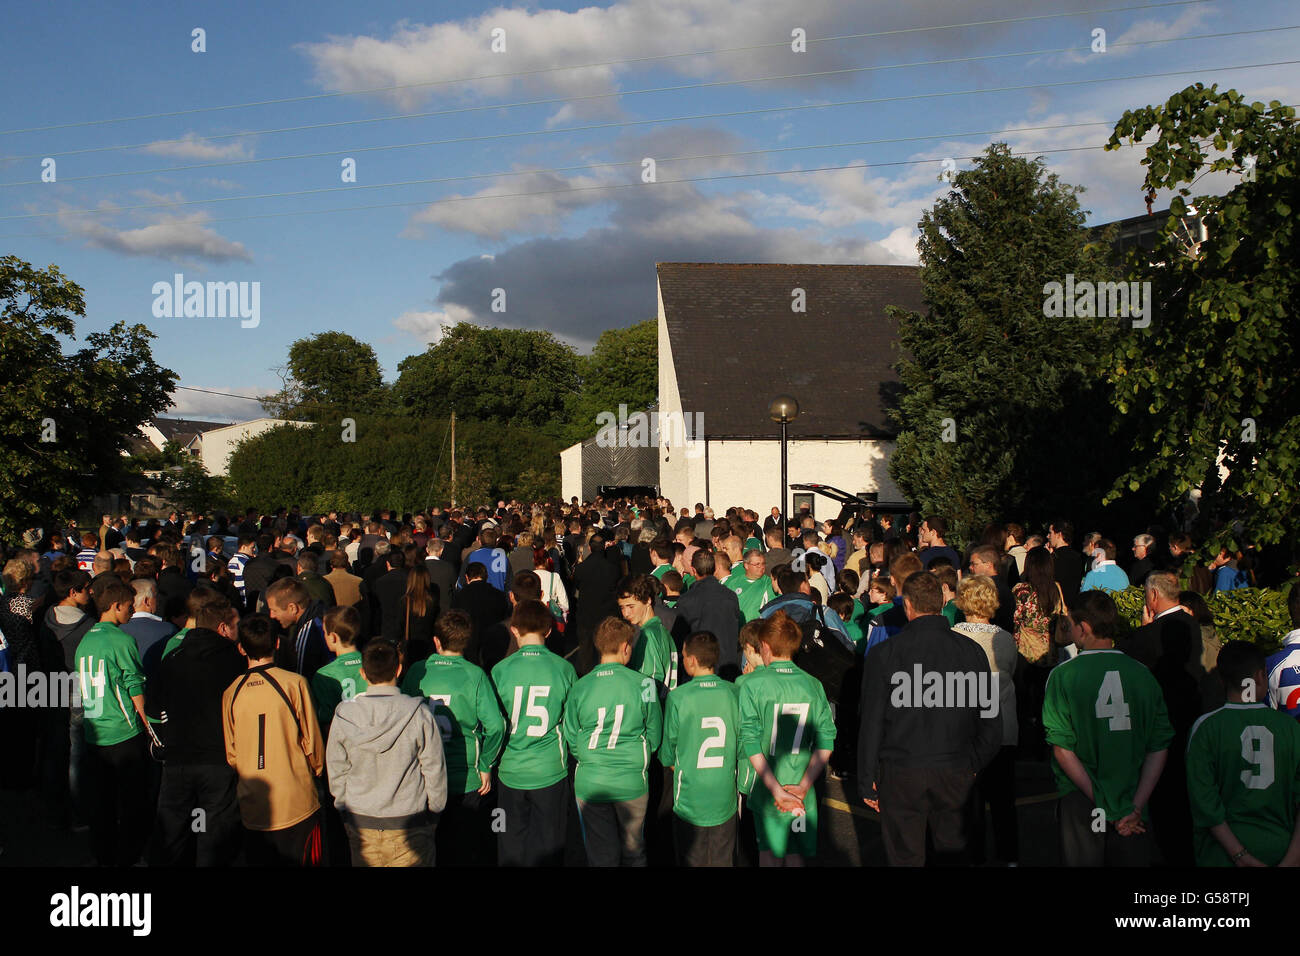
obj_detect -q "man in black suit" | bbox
[424,537,457,615]
[1048,519,1085,605]
[1119,569,1202,866]
[451,561,511,666]
[370,548,413,645]
[762,507,782,535]
[1128,533,1157,587]
[1120,570,1202,675]
[570,532,620,675]
[673,550,743,679]
[358,541,396,638]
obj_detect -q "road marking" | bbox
[825,790,1060,820]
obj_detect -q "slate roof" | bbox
[151,417,229,448]
[656,262,923,439]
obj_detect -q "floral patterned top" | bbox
[1011,581,1062,664]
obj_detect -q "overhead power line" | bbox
[4,58,1294,224]
[0,0,1214,137]
[7,29,1292,163]
[2,24,1288,187]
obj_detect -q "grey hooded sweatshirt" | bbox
[327,684,448,829]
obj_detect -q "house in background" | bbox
[562,261,923,516]
[134,416,307,477]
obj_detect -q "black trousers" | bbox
[673,812,737,867]
[152,762,242,867]
[84,734,152,866]
[878,763,975,867]
[244,809,325,867]
[967,745,1019,864]
[437,789,497,866]
[497,777,569,867]
[1057,789,1151,867]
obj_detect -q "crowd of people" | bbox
[0,499,1296,868]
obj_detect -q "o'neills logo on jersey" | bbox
[50,886,152,936]
[151,273,261,328]
[889,665,999,718]
[594,404,704,459]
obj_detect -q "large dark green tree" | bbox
[0,256,176,540]
[267,330,388,421]
[392,323,581,432]
[564,317,658,445]
[1104,86,1299,554]
[886,144,1133,542]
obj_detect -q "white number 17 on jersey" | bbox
[771,702,810,755]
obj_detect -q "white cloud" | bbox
[165,385,270,422]
[58,210,252,263]
[393,303,475,345]
[140,133,252,160]
[405,169,614,240]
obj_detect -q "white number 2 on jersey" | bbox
[588,705,625,750]
[1094,671,1131,731]
[1240,725,1275,790]
[697,716,727,769]
[510,685,552,737]
[428,694,454,741]
[771,702,810,755]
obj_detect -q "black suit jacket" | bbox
[1053,547,1085,604]
[452,580,511,666]
[1122,609,1201,675]
[673,576,744,678]
[572,553,620,640]
[425,558,456,614]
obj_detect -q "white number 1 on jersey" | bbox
[1094,671,1131,731]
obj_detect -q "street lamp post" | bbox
[768,395,800,543]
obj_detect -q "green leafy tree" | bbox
[168,458,233,515]
[392,323,580,432]
[564,318,658,445]
[1104,86,1298,554]
[267,330,388,421]
[886,144,1130,543]
[0,256,175,540]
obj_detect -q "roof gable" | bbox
[656,262,923,438]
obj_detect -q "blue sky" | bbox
[3,0,1296,421]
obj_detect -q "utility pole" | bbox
[450,411,457,509]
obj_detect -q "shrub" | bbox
[1109,584,1293,652]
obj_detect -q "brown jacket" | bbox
[222,664,324,831]
[324,568,363,607]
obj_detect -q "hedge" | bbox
[1111,585,1295,652]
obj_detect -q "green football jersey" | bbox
[402,653,506,794]
[160,627,189,660]
[1186,702,1300,866]
[659,675,741,826]
[311,650,366,729]
[724,569,776,623]
[562,662,663,803]
[491,645,577,790]
[1042,648,1174,821]
[76,621,146,746]
[738,660,836,803]
[651,565,695,589]
[733,667,763,796]
[630,616,678,696]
